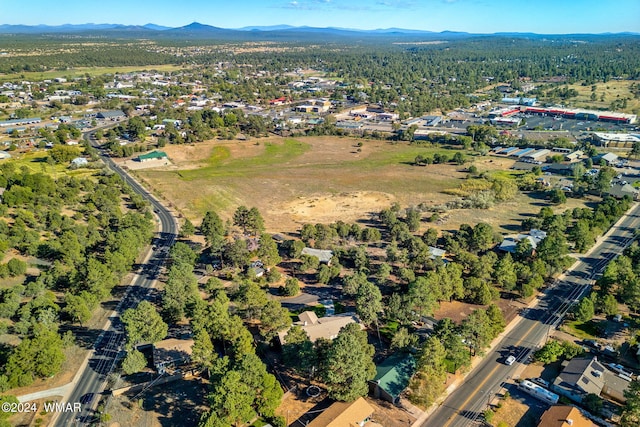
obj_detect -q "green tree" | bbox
[621,379,640,427]
[534,340,564,363]
[471,222,495,252]
[200,211,226,254]
[548,188,567,204]
[494,253,518,291]
[323,323,376,402]
[233,206,265,235]
[600,294,619,316]
[491,177,518,201]
[575,297,595,323]
[122,349,147,375]
[180,218,196,237]
[281,326,316,375]
[281,277,300,296]
[391,327,418,352]
[63,294,92,326]
[121,300,168,349]
[259,300,292,340]
[238,281,268,317]
[257,234,281,267]
[192,329,216,374]
[583,393,603,415]
[409,336,447,407]
[569,219,595,253]
[6,258,27,276]
[298,254,320,272]
[355,280,383,327]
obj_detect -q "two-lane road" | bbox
[54,132,178,427]
[426,202,640,427]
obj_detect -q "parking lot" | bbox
[519,113,635,133]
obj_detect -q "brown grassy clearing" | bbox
[566,79,640,114]
[134,136,580,235]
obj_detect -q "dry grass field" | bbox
[565,80,639,114]
[134,136,587,235]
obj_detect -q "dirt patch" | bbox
[107,377,208,427]
[276,387,415,427]
[280,191,395,224]
[7,396,62,427]
[119,158,173,170]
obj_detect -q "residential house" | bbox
[552,356,630,404]
[607,183,638,200]
[152,338,195,374]
[538,405,596,427]
[369,353,416,404]
[307,397,374,427]
[277,312,363,344]
[499,229,546,253]
[301,247,333,264]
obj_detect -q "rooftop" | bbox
[538,405,595,427]
[371,353,416,401]
[307,397,374,427]
[278,313,362,344]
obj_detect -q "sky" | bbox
[3,0,640,34]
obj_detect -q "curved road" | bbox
[425,202,640,427]
[54,131,178,427]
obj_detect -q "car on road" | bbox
[505,355,516,366]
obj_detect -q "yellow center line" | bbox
[442,319,540,427]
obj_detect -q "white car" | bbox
[505,355,516,366]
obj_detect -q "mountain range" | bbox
[0,22,637,41]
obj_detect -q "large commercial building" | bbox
[523,106,636,124]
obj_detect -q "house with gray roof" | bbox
[552,356,630,404]
[301,247,333,264]
[96,110,126,120]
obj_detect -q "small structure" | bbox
[301,247,333,264]
[71,157,88,167]
[538,405,596,427]
[428,246,446,260]
[369,353,416,404]
[307,397,374,427]
[597,152,619,166]
[278,312,363,344]
[152,338,194,374]
[0,150,11,160]
[138,151,168,162]
[96,110,126,120]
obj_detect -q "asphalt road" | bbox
[425,202,640,427]
[54,131,177,427]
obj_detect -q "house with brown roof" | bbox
[278,312,363,344]
[538,405,595,427]
[307,397,374,427]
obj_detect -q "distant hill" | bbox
[0,22,637,41]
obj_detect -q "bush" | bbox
[280,277,300,297]
[122,349,147,375]
[7,258,27,277]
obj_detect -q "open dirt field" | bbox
[135,136,582,235]
[566,80,639,114]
